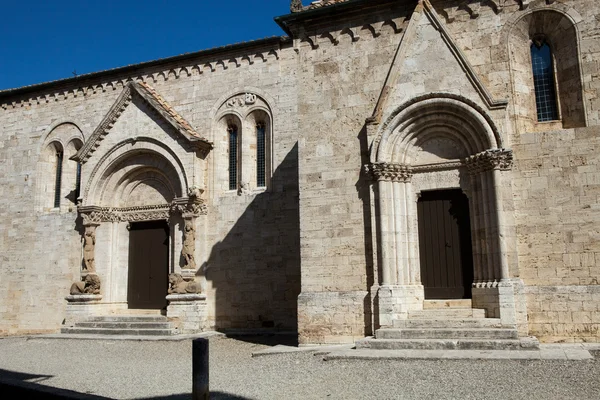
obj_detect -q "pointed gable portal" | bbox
[73,82,213,164]
[371,0,507,124]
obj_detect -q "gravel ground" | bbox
[0,336,599,400]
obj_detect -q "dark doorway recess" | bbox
[128,220,169,309]
[417,189,474,299]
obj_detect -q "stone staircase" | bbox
[357,300,539,351]
[61,315,177,336]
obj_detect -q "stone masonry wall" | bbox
[0,39,300,335]
[512,126,600,341]
[294,3,411,344]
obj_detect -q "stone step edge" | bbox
[356,337,539,350]
[376,328,519,338]
[60,327,177,336]
[74,322,172,329]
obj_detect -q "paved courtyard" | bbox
[0,335,599,399]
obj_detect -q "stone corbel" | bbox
[365,162,413,183]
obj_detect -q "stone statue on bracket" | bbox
[168,273,201,294]
[70,274,101,295]
[82,225,96,272]
[181,218,196,270]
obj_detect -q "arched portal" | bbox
[76,143,203,312]
[368,94,516,327]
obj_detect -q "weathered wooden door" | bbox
[417,189,474,299]
[128,220,169,309]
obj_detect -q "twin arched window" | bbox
[228,119,269,192]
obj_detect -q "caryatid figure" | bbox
[181,218,196,270]
[82,225,96,272]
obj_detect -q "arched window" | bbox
[228,125,239,191]
[256,122,266,188]
[53,148,64,208]
[531,39,559,122]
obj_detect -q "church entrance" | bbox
[417,189,474,300]
[127,220,169,310]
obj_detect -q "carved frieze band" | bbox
[465,149,514,174]
[365,162,413,183]
[79,198,207,224]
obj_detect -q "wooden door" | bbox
[417,189,474,299]
[128,220,169,309]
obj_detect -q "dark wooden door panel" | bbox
[128,220,169,309]
[418,190,474,299]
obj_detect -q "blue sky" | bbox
[0,0,292,90]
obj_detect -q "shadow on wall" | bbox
[201,144,301,339]
[356,124,376,336]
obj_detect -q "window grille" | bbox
[257,123,266,188]
[54,150,63,208]
[531,41,559,122]
[228,126,238,190]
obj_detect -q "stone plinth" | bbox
[376,285,424,327]
[64,295,103,327]
[166,294,208,334]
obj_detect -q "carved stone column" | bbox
[465,149,513,282]
[367,163,424,327]
[64,207,103,325]
[167,187,209,334]
[466,149,525,330]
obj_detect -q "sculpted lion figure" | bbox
[168,273,201,294]
[70,274,101,295]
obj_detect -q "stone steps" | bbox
[359,300,538,352]
[423,299,473,309]
[74,322,170,330]
[376,328,518,340]
[356,337,539,351]
[61,315,176,336]
[408,308,486,319]
[393,318,505,329]
[84,316,168,323]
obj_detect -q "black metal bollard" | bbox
[192,338,209,400]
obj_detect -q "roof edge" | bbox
[0,36,289,100]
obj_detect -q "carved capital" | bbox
[465,149,514,174]
[171,197,208,218]
[365,162,413,183]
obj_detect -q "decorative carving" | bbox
[70,274,101,295]
[181,218,196,270]
[365,163,413,182]
[290,0,303,12]
[79,204,172,223]
[465,149,514,174]
[168,273,201,294]
[226,93,257,108]
[82,225,97,273]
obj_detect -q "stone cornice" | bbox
[465,149,514,174]
[0,38,283,111]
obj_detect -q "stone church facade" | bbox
[1,0,599,344]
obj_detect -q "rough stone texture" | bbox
[1,0,600,344]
